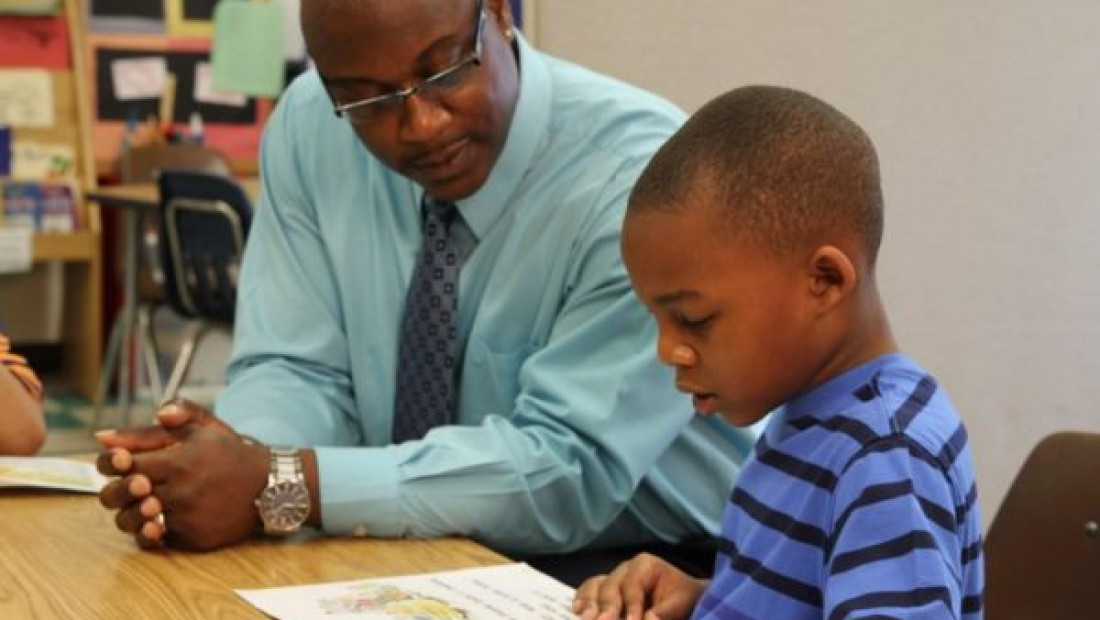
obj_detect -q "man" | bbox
[96,0,754,582]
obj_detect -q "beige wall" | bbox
[531,0,1100,529]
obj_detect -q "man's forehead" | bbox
[303,0,469,33]
[307,1,471,60]
[307,0,474,85]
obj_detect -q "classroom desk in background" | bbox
[0,484,509,619]
[85,179,261,429]
[88,179,262,213]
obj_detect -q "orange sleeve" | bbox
[0,334,44,402]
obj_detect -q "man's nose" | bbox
[397,93,451,143]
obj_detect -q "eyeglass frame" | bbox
[331,0,488,123]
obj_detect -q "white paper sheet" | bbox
[110,56,168,101]
[0,227,32,274]
[0,69,54,128]
[11,141,74,180]
[236,563,576,620]
[194,62,246,107]
[277,0,306,61]
[0,457,108,493]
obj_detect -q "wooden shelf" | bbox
[32,231,99,262]
[24,230,102,398]
[96,154,259,181]
[2,0,103,399]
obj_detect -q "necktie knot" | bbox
[424,199,458,232]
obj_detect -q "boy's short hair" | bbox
[629,85,884,265]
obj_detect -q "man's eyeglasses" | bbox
[333,0,487,126]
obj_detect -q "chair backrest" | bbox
[117,143,232,300]
[984,431,1100,620]
[157,171,252,324]
[121,143,232,184]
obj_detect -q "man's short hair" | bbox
[629,85,884,265]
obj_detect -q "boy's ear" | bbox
[806,245,857,314]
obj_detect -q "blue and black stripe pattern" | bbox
[690,354,983,620]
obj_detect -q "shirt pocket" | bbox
[460,338,535,420]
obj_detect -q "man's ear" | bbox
[806,245,857,315]
[487,0,516,40]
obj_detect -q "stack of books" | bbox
[0,180,78,232]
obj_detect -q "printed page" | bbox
[0,457,108,493]
[236,563,576,620]
[0,227,32,274]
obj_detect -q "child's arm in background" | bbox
[0,335,45,455]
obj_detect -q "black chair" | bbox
[156,170,252,401]
[93,145,233,428]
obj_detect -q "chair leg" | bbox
[162,321,211,405]
[137,304,164,405]
[90,311,126,433]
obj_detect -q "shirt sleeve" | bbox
[824,437,969,619]
[215,85,362,448]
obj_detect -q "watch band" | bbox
[256,446,311,536]
[268,446,303,486]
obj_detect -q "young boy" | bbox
[0,333,45,455]
[572,86,983,620]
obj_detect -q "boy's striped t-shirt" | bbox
[691,354,983,620]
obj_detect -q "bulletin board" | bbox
[0,6,96,202]
[85,33,272,177]
[94,46,257,124]
[83,0,307,178]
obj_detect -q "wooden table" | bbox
[0,488,509,619]
[87,179,261,214]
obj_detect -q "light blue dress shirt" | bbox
[217,35,756,555]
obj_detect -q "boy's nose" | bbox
[657,336,697,368]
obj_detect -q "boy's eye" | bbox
[672,312,716,332]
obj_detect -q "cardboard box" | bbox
[0,260,64,343]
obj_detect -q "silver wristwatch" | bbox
[255,446,311,536]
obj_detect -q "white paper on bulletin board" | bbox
[0,69,54,128]
[110,56,168,101]
[0,227,33,274]
[11,141,75,180]
[194,62,246,107]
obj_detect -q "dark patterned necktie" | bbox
[392,196,461,442]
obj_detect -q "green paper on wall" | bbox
[211,0,284,97]
[0,0,61,16]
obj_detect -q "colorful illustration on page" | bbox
[319,583,468,619]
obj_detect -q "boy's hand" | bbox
[572,553,707,620]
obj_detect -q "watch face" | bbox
[260,480,310,533]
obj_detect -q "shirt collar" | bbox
[764,353,916,444]
[455,32,551,240]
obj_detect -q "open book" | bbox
[236,563,576,620]
[0,456,107,493]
